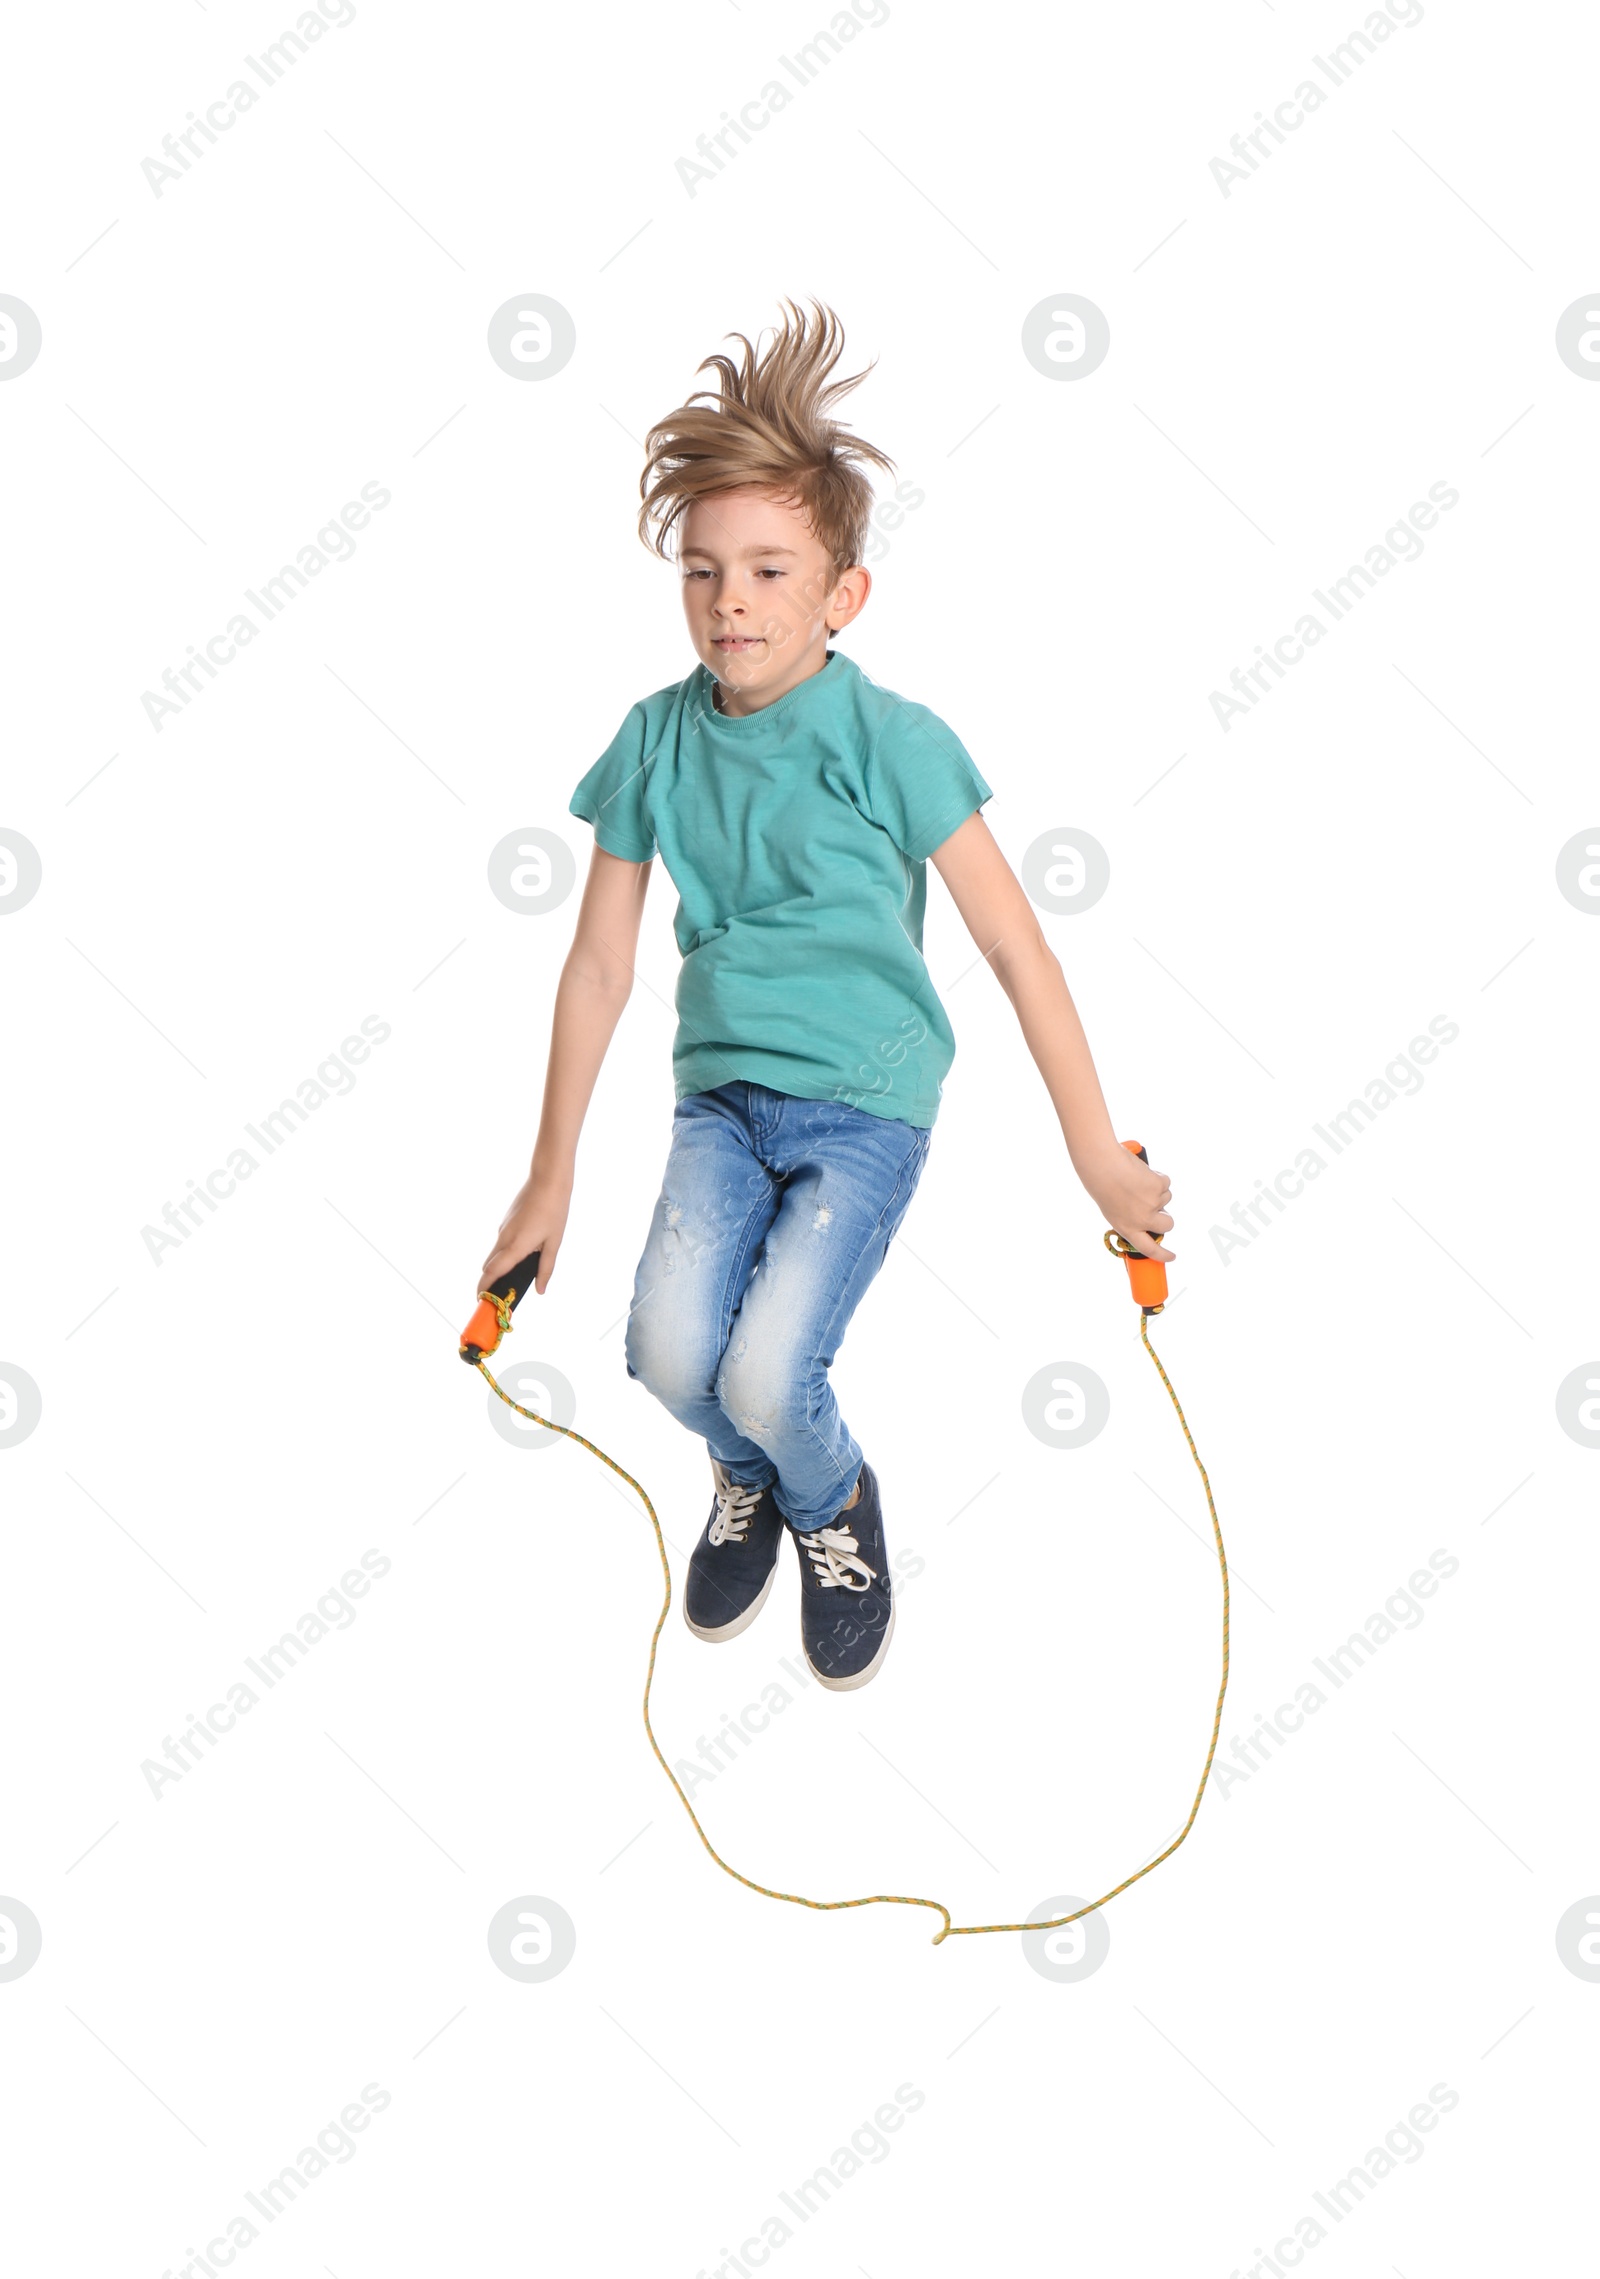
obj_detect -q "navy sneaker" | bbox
[788,1460,895,1690]
[684,1460,785,1641]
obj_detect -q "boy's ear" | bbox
[827,563,872,633]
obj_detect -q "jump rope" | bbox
[460,1141,1228,1946]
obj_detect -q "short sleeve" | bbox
[863,695,994,862]
[568,704,657,862]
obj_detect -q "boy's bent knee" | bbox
[627,1319,719,1412]
[715,1344,808,1446]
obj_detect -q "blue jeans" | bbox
[623,1082,932,1531]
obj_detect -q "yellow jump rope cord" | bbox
[473,1233,1229,1946]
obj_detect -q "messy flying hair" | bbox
[637,298,895,583]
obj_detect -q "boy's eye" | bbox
[756,567,784,579]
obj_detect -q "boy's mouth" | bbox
[712,635,765,652]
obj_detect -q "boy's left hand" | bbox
[1079,1142,1175,1263]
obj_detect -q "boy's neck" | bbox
[711,644,834,719]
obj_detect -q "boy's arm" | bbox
[929,812,1175,1262]
[478,845,652,1296]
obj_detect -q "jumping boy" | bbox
[480,299,1174,1692]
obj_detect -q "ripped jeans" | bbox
[623,1082,932,1532]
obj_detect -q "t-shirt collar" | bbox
[701,648,842,728]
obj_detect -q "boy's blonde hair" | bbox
[638,298,894,582]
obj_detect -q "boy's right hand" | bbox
[479,1171,571,1298]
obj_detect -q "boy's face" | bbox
[678,487,869,715]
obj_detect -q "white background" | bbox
[2,0,1596,2272]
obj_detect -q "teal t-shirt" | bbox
[568,648,993,1129]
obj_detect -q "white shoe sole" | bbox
[683,1550,780,1642]
[807,1593,896,1690]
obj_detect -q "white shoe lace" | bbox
[798,1525,875,1592]
[709,1476,766,1546]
